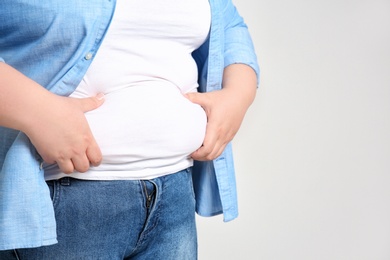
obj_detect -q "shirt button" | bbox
[85,52,93,60]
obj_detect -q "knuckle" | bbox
[82,134,93,144]
[89,158,102,166]
[76,164,89,173]
[202,147,213,155]
[62,167,74,174]
[205,154,215,161]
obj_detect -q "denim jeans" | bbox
[1,168,197,260]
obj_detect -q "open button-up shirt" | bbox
[0,0,259,250]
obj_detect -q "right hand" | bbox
[25,94,105,174]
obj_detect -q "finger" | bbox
[75,93,105,113]
[191,134,220,161]
[191,145,218,161]
[192,138,227,161]
[71,154,91,173]
[56,159,75,174]
[214,142,228,160]
[86,139,102,167]
[191,117,220,159]
[191,147,209,161]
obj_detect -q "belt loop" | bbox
[60,177,71,186]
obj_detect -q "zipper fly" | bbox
[142,181,155,209]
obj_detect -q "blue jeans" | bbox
[1,168,197,260]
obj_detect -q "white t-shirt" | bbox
[44,0,211,180]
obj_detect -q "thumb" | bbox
[76,93,105,113]
[185,92,208,107]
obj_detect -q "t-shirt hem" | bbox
[44,160,193,181]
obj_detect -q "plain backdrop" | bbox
[196,0,390,259]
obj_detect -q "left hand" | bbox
[185,88,249,161]
[186,64,257,161]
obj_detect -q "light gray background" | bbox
[197,0,390,259]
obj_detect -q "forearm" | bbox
[222,63,257,111]
[0,62,105,173]
[0,62,53,133]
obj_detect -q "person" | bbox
[0,0,259,259]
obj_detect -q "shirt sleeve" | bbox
[222,0,260,84]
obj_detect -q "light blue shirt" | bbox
[0,0,259,250]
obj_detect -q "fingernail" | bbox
[96,93,105,100]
